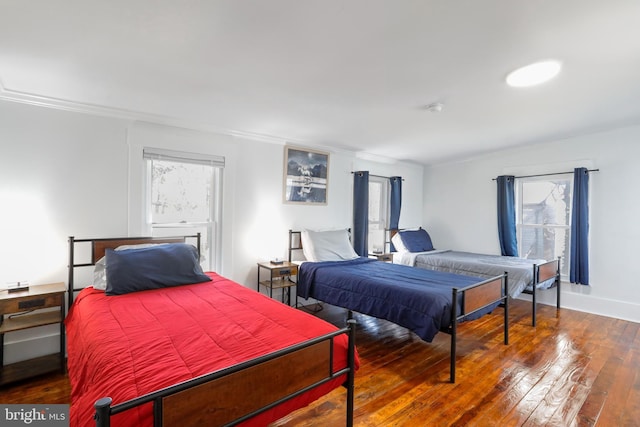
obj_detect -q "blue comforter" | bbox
[298,258,499,342]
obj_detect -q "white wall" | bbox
[0,101,131,363]
[0,100,423,362]
[227,137,424,286]
[423,125,640,323]
[0,102,130,285]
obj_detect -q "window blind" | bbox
[143,147,225,168]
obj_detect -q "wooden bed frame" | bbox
[67,235,357,427]
[288,230,508,383]
[387,228,561,327]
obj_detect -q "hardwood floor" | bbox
[0,299,638,426]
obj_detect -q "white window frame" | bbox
[515,174,572,278]
[368,176,390,254]
[143,147,224,271]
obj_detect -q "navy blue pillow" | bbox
[399,229,434,252]
[105,243,211,295]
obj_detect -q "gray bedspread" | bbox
[398,250,554,298]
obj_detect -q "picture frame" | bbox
[283,146,329,204]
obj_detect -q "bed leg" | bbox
[504,292,509,345]
[503,272,509,345]
[346,319,357,427]
[450,288,458,384]
[94,397,112,427]
[532,265,537,327]
[556,257,561,311]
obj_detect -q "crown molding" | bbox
[0,78,291,145]
[0,78,409,164]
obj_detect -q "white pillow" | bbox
[93,257,108,290]
[92,243,169,290]
[391,233,408,253]
[301,229,359,262]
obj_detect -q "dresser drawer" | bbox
[0,293,63,315]
[271,265,298,278]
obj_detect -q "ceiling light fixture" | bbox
[506,60,562,88]
[425,102,444,113]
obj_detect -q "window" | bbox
[144,148,224,271]
[368,176,389,254]
[516,175,572,277]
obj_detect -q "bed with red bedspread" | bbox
[66,267,357,426]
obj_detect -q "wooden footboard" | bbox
[529,257,561,327]
[449,274,508,383]
[94,320,357,427]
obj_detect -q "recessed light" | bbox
[506,60,562,88]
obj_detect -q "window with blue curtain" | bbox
[354,173,402,255]
[510,168,592,283]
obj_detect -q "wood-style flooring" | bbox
[0,299,638,426]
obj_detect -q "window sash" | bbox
[144,149,223,272]
[368,177,389,253]
[516,174,572,278]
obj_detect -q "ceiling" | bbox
[1,0,640,165]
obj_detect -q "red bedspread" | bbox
[65,272,357,426]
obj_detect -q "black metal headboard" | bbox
[288,230,303,262]
[67,233,201,308]
[288,229,354,262]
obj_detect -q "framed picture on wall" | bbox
[283,146,329,204]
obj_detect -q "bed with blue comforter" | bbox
[299,258,497,342]
[297,257,508,382]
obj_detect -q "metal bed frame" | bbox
[67,234,203,309]
[522,259,561,326]
[288,230,508,383]
[67,234,357,427]
[387,228,561,327]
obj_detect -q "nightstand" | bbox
[257,261,298,306]
[369,252,393,262]
[0,282,66,385]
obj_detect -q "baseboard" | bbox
[516,283,640,324]
[3,332,62,365]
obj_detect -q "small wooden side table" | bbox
[257,261,299,306]
[369,252,394,262]
[0,282,66,385]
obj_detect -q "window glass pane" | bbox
[521,180,570,226]
[146,157,221,272]
[150,160,213,224]
[368,182,382,222]
[368,179,387,253]
[368,223,385,253]
[151,224,212,270]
